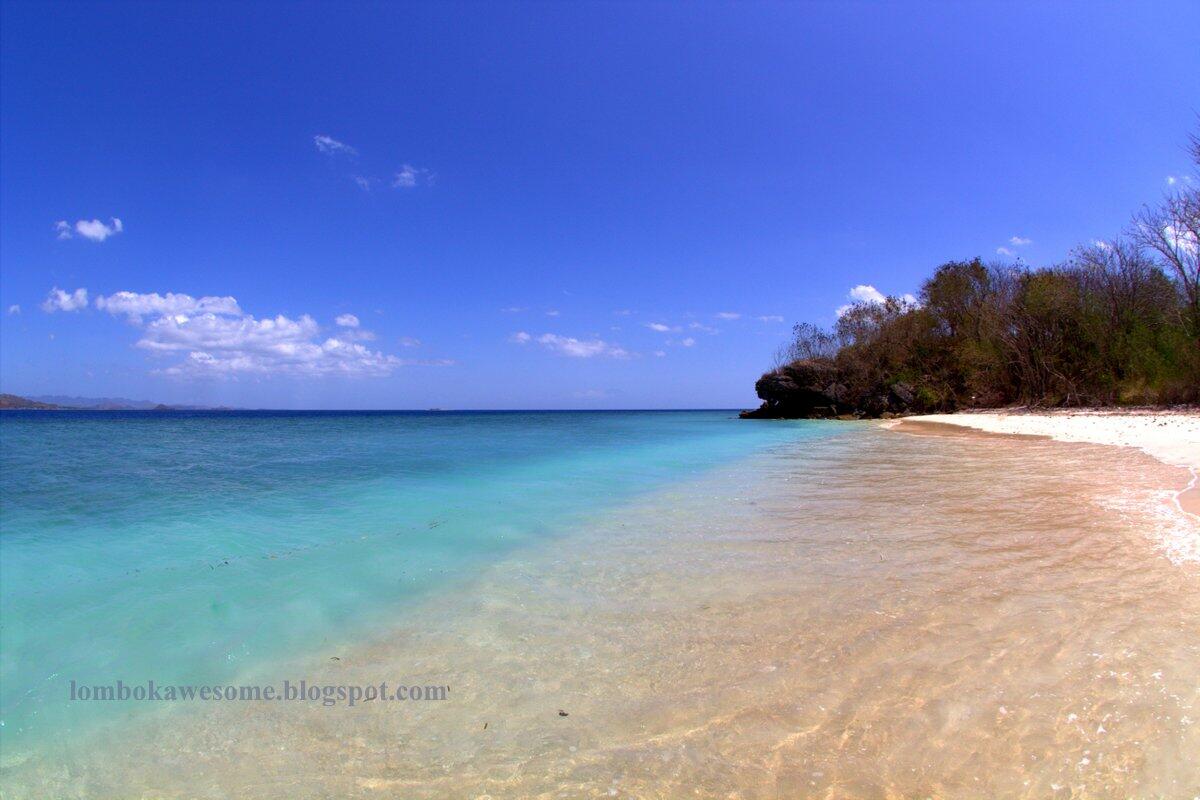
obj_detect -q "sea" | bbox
[1,410,1197,798]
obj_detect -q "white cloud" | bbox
[95,291,242,322]
[394,166,418,188]
[7,304,19,315]
[545,309,560,317]
[314,135,357,156]
[513,332,630,358]
[398,336,421,348]
[539,334,629,358]
[393,164,433,188]
[757,315,784,323]
[78,218,123,241]
[330,313,376,341]
[848,284,886,304]
[715,311,741,320]
[314,138,433,192]
[995,236,1031,256]
[56,218,123,242]
[88,290,407,377]
[403,358,455,367]
[613,309,632,316]
[900,293,919,307]
[646,322,679,332]
[1092,239,1112,250]
[835,284,917,317]
[142,314,399,377]
[688,322,718,334]
[680,337,696,347]
[41,287,89,312]
[653,350,666,357]
[501,306,528,313]
[1164,224,1199,256]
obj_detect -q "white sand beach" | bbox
[891,409,1200,518]
[892,408,1200,471]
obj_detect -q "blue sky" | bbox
[1,1,1197,409]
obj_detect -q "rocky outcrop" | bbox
[740,361,842,418]
[739,361,918,419]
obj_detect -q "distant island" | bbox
[745,132,1199,420]
[0,394,230,411]
[0,394,64,410]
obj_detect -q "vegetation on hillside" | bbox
[762,133,1199,415]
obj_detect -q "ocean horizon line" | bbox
[0,405,754,414]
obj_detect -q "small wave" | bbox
[1098,479,1200,566]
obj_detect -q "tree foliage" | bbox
[772,135,1200,410]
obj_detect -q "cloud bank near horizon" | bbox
[40,288,427,378]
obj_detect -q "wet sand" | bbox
[894,410,1200,518]
[889,418,1052,442]
[3,424,1198,799]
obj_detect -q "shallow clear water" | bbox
[0,410,824,755]
[2,413,1198,798]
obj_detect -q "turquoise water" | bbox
[0,410,828,753]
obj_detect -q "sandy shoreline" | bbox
[887,408,1200,516]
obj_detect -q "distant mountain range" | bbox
[0,393,231,411]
